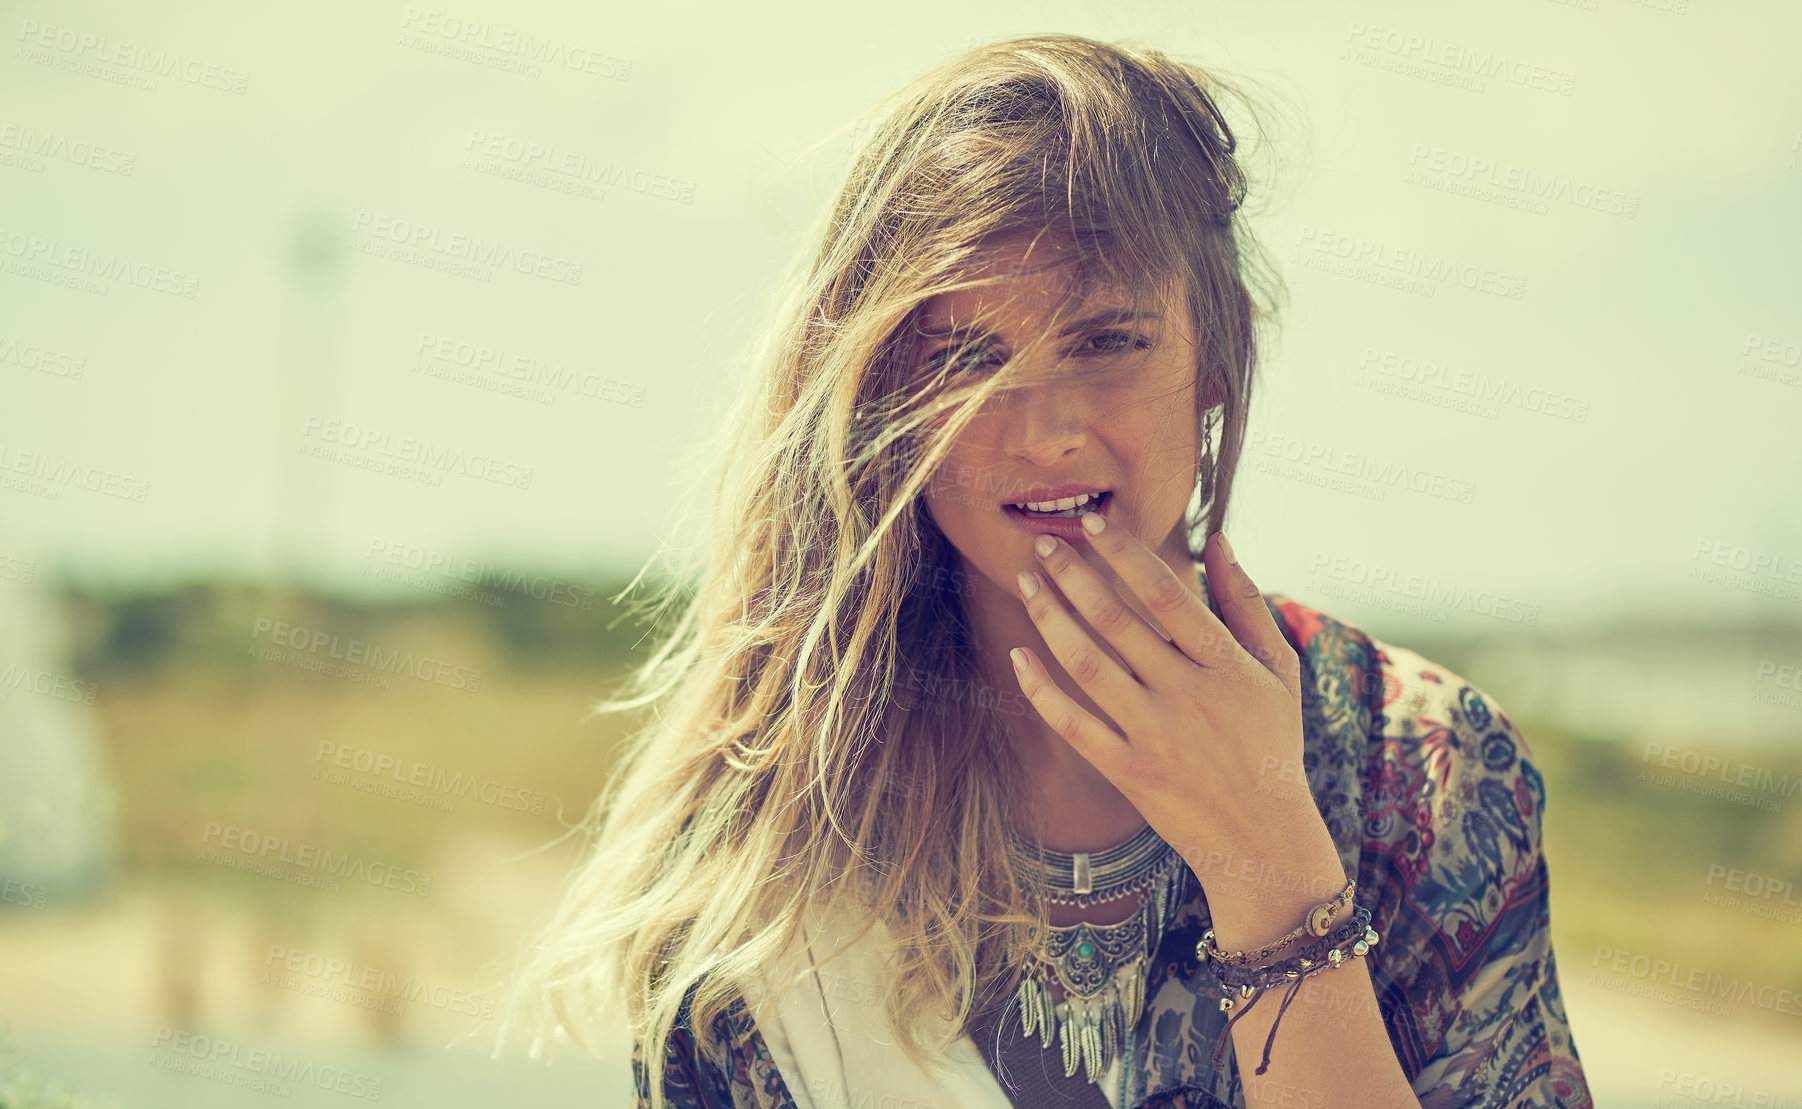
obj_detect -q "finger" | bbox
[1074,508,1244,672]
[1204,532,1302,696]
[1015,568,1148,731]
[1030,533,1188,688]
[1009,645,1131,767]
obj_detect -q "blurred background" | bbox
[2,0,1799,1105]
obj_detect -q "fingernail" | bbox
[1218,531,1237,565]
[1010,648,1027,672]
[1016,570,1039,598]
[1034,534,1056,558]
[1081,508,1105,535]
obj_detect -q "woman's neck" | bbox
[1017,743,1150,853]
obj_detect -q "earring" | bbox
[1197,406,1219,505]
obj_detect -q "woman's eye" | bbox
[923,331,1150,374]
[1079,330,1154,357]
[926,345,1001,374]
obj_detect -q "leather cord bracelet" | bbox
[1196,876,1356,968]
[1206,906,1380,1077]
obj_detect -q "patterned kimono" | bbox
[633,587,1594,1109]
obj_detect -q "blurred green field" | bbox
[63,580,643,873]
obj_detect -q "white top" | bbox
[742,897,1126,1109]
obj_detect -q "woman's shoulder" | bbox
[1260,592,1563,1078]
[1260,588,1548,888]
[1261,586,1534,761]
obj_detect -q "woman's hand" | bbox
[1009,520,1345,944]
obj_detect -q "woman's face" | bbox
[917,235,1212,631]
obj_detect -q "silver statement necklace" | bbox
[1006,821,1188,1085]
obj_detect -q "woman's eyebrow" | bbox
[915,307,1161,342]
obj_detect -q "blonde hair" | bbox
[498,32,1288,1105]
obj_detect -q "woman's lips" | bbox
[1001,490,1112,541]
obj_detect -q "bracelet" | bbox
[1195,877,1355,967]
[1207,906,1380,1078]
[1213,907,1377,997]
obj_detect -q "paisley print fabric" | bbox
[633,585,1594,1109]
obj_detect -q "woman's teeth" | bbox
[1011,492,1106,518]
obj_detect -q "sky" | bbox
[3,0,1800,640]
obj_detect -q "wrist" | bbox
[1183,822,1347,954]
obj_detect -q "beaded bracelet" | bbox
[1206,906,1380,1077]
[1213,907,1377,995]
[1195,877,1356,968]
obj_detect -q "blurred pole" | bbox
[272,206,348,589]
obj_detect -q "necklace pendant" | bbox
[1071,850,1093,895]
[1022,926,1159,1084]
[1080,1003,1104,1082]
[1006,835,1189,1086]
[1046,963,1140,1083]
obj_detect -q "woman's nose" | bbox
[1002,382,1086,466]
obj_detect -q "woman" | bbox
[500,33,1592,1109]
